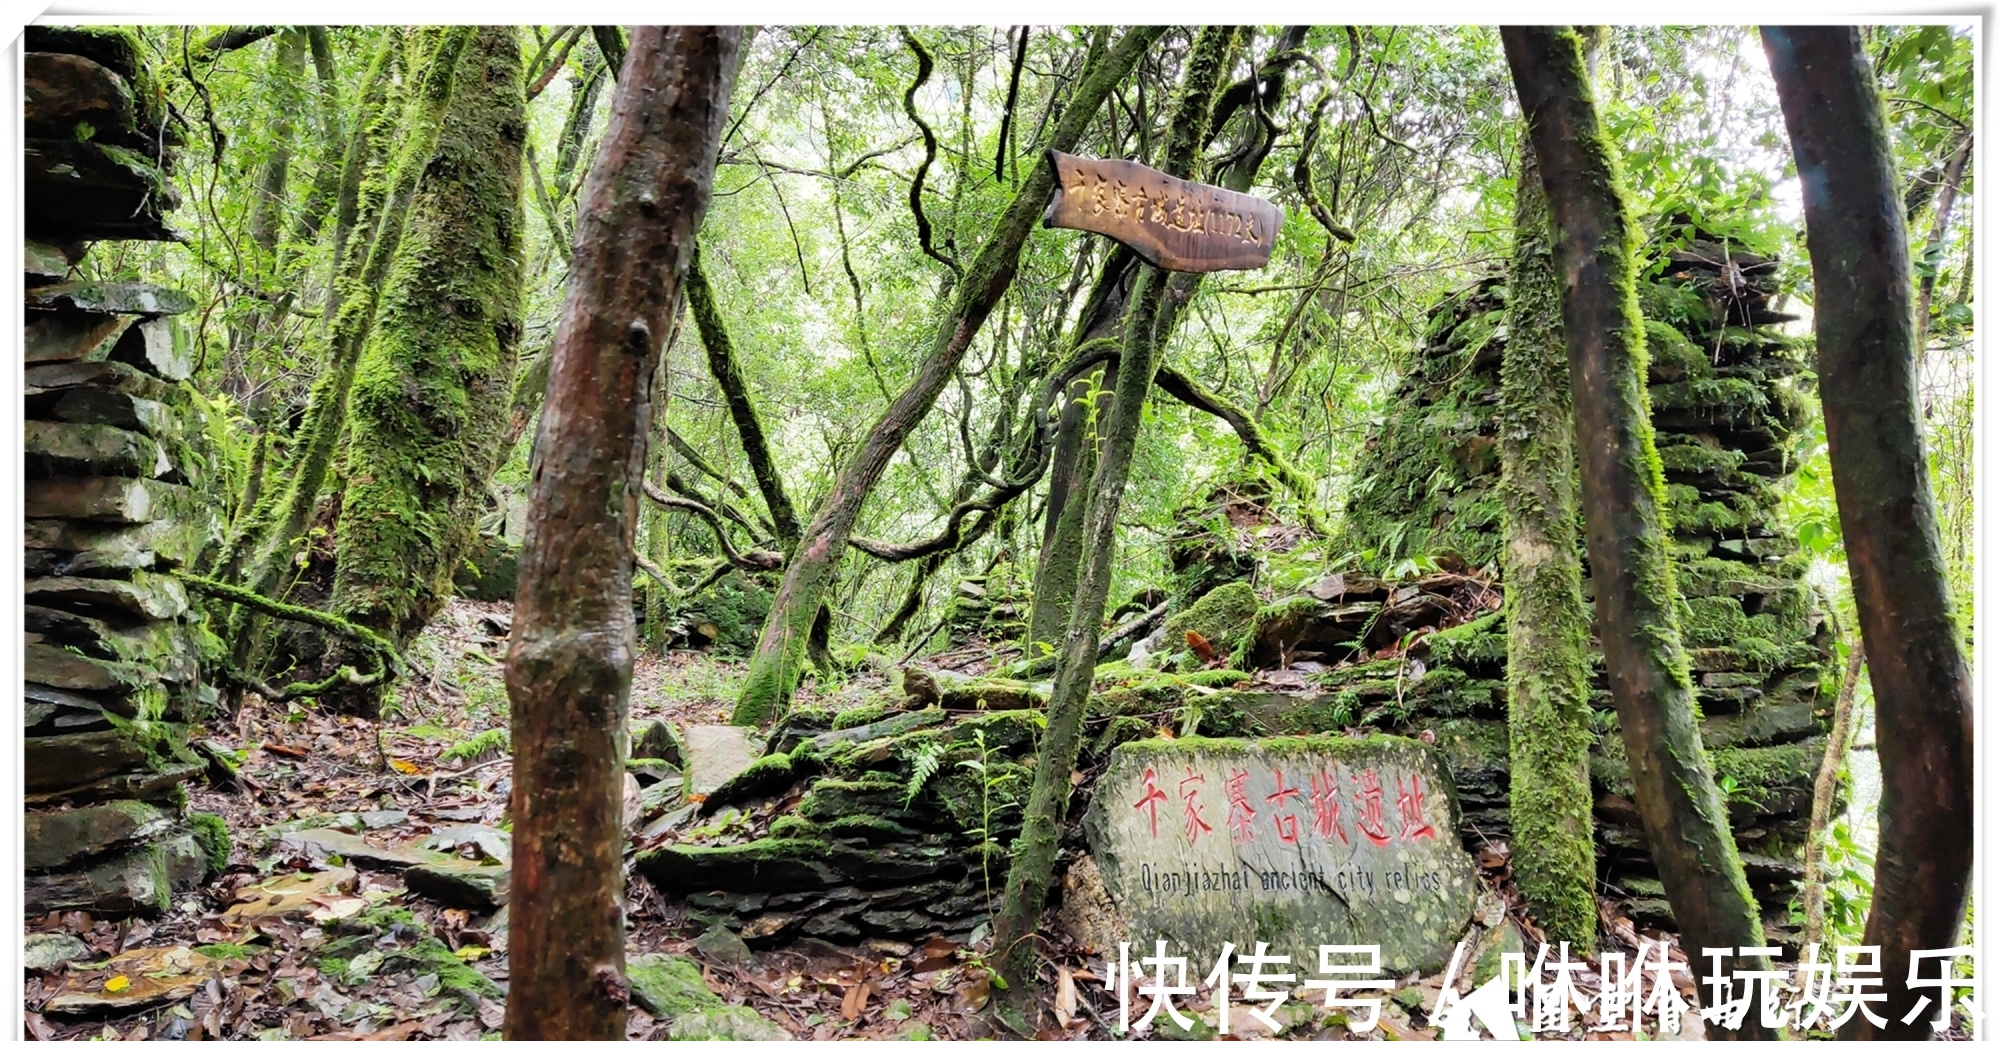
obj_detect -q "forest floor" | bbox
[20,598,1956,1041]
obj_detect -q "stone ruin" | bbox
[1211,225,1833,941]
[639,221,1832,954]
[22,27,229,915]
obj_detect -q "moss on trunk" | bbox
[1497,131,1598,948]
[329,27,525,651]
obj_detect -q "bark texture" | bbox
[1764,27,1975,1041]
[504,26,740,1041]
[331,26,525,649]
[1498,130,1598,949]
[1503,27,1776,1038]
[731,25,1168,726]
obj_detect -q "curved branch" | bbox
[995,26,1030,181]
[196,26,278,60]
[175,571,404,689]
[1153,365,1325,532]
[899,28,962,279]
[642,478,784,572]
[526,26,586,101]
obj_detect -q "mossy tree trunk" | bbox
[221,27,468,597]
[504,26,739,1041]
[993,26,1240,1027]
[730,26,1168,726]
[1764,27,1974,1041]
[328,27,526,655]
[1503,27,1778,1039]
[1025,369,1104,652]
[220,29,473,671]
[1496,129,1598,948]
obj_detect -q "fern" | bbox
[901,740,945,808]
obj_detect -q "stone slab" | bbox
[683,724,760,797]
[25,799,173,871]
[1080,736,1477,974]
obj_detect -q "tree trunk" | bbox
[1503,28,1777,1039]
[1912,129,1970,345]
[504,26,739,1041]
[685,246,801,546]
[992,26,1240,1027]
[220,28,471,668]
[731,25,1168,726]
[1764,27,1975,1041]
[328,27,526,655]
[1025,370,1103,652]
[1497,126,1598,949]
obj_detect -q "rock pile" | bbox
[22,26,227,915]
[1299,227,1832,938]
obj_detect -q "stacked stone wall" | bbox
[22,27,227,915]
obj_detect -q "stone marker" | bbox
[682,724,761,797]
[1078,736,1476,973]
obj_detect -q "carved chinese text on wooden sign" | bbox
[1042,150,1283,273]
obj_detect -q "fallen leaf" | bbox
[1053,967,1077,1029]
[453,946,491,962]
[103,976,130,992]
[223,868,359,925]
[389,760,423,775]
[840,981,870,1020]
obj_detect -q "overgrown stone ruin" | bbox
[22,27,229,916]
[640,223,1833,952]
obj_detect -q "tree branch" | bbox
[642,477,784,572]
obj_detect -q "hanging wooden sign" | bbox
[1041,150,1283,273]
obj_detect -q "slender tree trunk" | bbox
[731,26,1168,726]
[993,26,1240,1028]
[1912,129,1970,344]
[685,246,801,546]
[1764,27,1975,1041]
[329,27,526,656]
[504,26,739,1041]
[1503,28,1778,1040]
[1025,371,1102,652]
[1802,643,1865,946]
[1497,127,1598,949]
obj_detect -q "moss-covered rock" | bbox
[627,952,722,1018]
[1162,581,1260,671]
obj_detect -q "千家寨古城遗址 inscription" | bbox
[1078,737,1477,974]
[1042,150,1284,273]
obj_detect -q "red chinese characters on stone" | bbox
[1180,767,1213,843]
[1352,768,1393,847]
[1308,770,1349,845]
[1266,768,1304,846]
[1396,774,1439,841]
[1132,767,1168,839]
[1224,768,1257,845]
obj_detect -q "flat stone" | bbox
[806,707,947,751]
[25,799,172,871]
[281,828,448,869]
[24,607,200,686]
[25,52,136,136]
[25,572,189,622]
[405,860,510,911]
[26,420,171,479]
[693,923,758,966]
[626,951,721,1018]
[24,756,202,808]
[668,1005,795,1041]
[25,829,207,916]
[24,642,159,705]
[1079,736,1477,974]
[25,475,192,524]
[25,309,138,365]
[28,279,194,317]
[23,932,93,971]
[25,726,169,794]
[26,240,73,282]
[360,809,409,829]
[683,724,760,797]
[1700,671,1765,688]
[25,515,215,570]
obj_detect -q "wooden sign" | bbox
[1042,150,1283,273]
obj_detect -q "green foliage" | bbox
[444,727,509,764]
